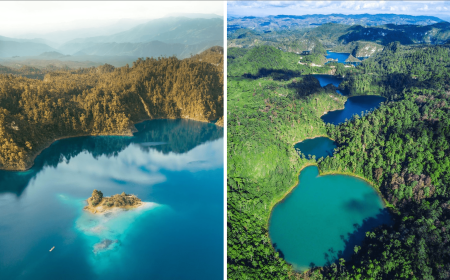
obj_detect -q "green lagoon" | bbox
[269,166,392,271]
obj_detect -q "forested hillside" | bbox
[228,46,335,78]
[339,42,450,97]
[227,75,346,279]
[0,47,223,170]
[227,35,450,279]
[228,29,327,55]
[316,43,450,279]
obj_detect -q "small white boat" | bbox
[49,246,55,252]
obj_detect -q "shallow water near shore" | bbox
[269,166,393,271]
[0,119,223,279]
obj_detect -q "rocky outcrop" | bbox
[85,190,143,214]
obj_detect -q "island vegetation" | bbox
[84,190,143,214]
[227,15,450,280]
[0,46,223,171]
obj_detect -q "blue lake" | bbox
[322,95,386,125]
[294,137,337,160]
[312,74,343,88]
[326,50,350,63]
[269,166,393,271]
[0,119,223,280]
[283,74,391,271]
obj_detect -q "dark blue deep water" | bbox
[294,137,337,160]
[312,74,343,88]
[322,95,386,125]
[0,119,223,280]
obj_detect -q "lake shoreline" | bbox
[0,116,222,172]
[267,164,396,274]
[292,135,336,146]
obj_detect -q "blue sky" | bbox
[227,1,450,21]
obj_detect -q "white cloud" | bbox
[418,4,429,11]
[228,1,450,19]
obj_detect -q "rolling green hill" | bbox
[228,45,337,78]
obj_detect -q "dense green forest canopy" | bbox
[227,37,450,279]
[338,42,450,97]
[227,74,346,279]
[0,47,223,170]
[227,45,341,78]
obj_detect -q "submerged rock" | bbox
[93,239,119,253]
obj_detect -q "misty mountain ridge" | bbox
[67,40,223,59]
[38,51,70,59]
[0,41,56,57]
[0,16,224,63]
[164,13,222,19]
[59,17,223,53]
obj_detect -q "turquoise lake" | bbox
[294,137,337,160]
[0,119,223,279]
[280,74,392,271]
[269,166,392,271]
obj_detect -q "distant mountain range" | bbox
[0,39,56,57]
[0,16,224,64]
[228,20,450,59]
[228,13,446,33]
[307,22,450,46]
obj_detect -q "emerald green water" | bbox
[294,137,337,160]
[269,166,392,271]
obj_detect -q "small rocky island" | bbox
[84,190,143,214]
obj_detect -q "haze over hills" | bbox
[227,14,450,58]
[0,40,57,57]
[14,18,149,47]
[227,13,447,33]
[165,12,222,19]
[58,17,223,56]
[0,15,223,68]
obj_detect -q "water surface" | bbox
[312,74,343,88]
[326,51,350,63]
[322,95,386,125]
[294,137,337,160]
[269,166,392,271]
[0,119,223,280]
